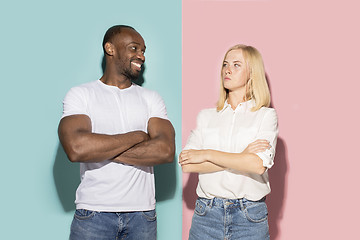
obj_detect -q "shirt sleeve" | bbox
[61,87,89,119]
[255,108,279,169]
[183,110,205,150]
[148,91,169,121]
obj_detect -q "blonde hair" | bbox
[216,44,271,112]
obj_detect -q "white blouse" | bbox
[184,100,279,201]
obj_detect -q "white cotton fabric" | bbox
[184,100,279,201]
[61,80,168,212]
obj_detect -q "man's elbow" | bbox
[65,148,82,163]
[159,142,175,163]
[62,142,85,163]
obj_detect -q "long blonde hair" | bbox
[216,44,271,112]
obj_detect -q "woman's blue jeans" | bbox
[69,209,157,240]
[189,197,270,240]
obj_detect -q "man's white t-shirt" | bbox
[61,80,169,212]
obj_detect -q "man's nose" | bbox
[137,51,145,62]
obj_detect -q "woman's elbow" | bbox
[181,164,193,173]
[256,166,267,175]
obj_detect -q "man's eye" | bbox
[234,64,240,67]
[131,46,137,51]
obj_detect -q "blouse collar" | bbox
[220,99,256,113]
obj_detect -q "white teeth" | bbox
[132,62,141,68]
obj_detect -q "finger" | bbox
[248,145,268,153]
[251,142,270,149]
[179,154,187,163]
[252,139,266,144]
[253,140,270,146]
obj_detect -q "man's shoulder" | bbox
[132,84,162,99]
[71,80,99,90]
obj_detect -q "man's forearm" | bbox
[61,131,148,163]
[113,137,175,166]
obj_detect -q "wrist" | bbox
[205,149,213,162]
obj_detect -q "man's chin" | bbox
[124,71,140,82]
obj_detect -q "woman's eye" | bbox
[234,64,240,67]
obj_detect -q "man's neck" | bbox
[100,72,132,89]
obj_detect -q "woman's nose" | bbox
[225,67,231,74]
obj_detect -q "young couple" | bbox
[59,25,278,240]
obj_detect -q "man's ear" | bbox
[104,42,114,56]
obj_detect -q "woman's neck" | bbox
[228,90,247,110]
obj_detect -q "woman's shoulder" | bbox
[258,106,278,122]
[198,107,217,116]
[195,108,217,123]
[258,106,277,114]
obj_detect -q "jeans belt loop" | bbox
[239,198,245,211]
[209,198,214,208]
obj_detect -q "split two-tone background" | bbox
[1,0,359,239]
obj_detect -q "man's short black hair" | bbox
[102,25,135,54]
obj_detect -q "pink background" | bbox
[182,0,360,239]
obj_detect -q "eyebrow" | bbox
[223,60,243,63]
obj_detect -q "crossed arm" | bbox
[179,139,270,175]
[58,114,175,165]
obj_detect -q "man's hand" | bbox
[113,117,175,166]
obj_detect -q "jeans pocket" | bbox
[74,209,97,220]
[194,198,208,216]
[142,209,157,222]
[244,202,268,223]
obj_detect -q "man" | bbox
[58,25,175,240]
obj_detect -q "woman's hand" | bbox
[242,139,270,154]
[179,149,209,165]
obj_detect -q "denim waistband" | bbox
[198,196,266,208]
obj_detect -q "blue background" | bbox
[0,0,182,239]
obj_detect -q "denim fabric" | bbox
[189,197,269,240]
[69,209,157,240]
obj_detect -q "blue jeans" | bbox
[189,197,269,240]
[69,209,157,240]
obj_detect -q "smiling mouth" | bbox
[131,62,142,71]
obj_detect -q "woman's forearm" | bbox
[181,161,225,173]
[207,150,266,175]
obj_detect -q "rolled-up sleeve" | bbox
[256,108,279,169]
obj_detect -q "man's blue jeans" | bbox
[69,209,157,240]
[189,197,270,240]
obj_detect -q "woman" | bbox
[179,44,278,240]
